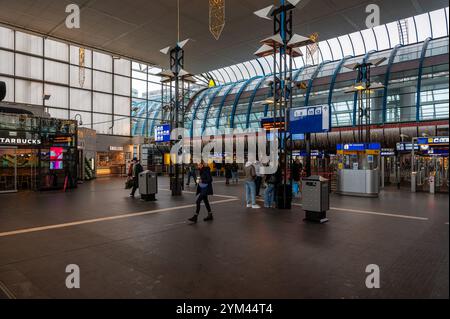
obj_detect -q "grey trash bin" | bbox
[139,170,158,201]
[302,176,330,223]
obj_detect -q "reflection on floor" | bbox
[0,177,448,299]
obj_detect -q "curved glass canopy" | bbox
[185,37,449,136]
[132,7,449,138]
[201,7,449,85]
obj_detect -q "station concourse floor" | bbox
[0,176,448,299]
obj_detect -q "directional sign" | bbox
[418,136,449,146]
[154,124,171,143]
[290,105,330,134]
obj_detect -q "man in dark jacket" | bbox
[188,162,214,223]
[224,163,232,185]
[129,158,144,198]
[186,163,197,186]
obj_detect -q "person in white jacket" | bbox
[244,161,261,209]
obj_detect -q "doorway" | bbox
[15,149,39,191]
[0,147,17,193]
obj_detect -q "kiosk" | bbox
[336,143,381,197]
[411,137,449,193]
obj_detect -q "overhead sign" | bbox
[337,143,381,152]
[381,148,396,157]
[290,105,330,134]
[155,124,171,143]
[427,149,449,156]
[396,142,419,152]
[418,137,449,146]
[261,117,286,131]
[292,150,322,157]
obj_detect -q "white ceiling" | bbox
[0,0,447,74]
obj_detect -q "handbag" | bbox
[125,178,134,189]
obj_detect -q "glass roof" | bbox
[200,7,449,85]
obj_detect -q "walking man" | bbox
[129,158,143,198]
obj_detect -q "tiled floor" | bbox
[0,177,448,299]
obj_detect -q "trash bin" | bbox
[139,170,158,201]
[302,176,330,223]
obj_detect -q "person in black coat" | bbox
[129,158,144,198]
[188,162,214,223]
[224,163,232,185]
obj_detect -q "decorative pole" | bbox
[254,0,314,209]
[158,1,196,196]
[344,59,386,144]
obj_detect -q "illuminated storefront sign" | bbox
[0,136,42,146]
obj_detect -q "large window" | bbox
[0,26,146,136]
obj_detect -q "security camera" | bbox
[0,81,6,101]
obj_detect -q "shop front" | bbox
[95,135,133,177]
[77,128,97,181]
[0,113,78,193]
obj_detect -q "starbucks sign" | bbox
[0,131,42,146]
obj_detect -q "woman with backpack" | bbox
[188,162,214,223]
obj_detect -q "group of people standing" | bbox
[243,158,304,209]
[126,157,304,224]
[186,162,240,187]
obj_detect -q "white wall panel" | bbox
[70,88,92,112]
[44,84,68,108]
[15,79,42,105]
[15,54,43,80]
[114,96,130,116]
[44,39,69,61]
[0,27,14,49]
[93,71,112,93]
[45,60,68,84]
[93,92,112,114]
[15,32,43,55]
[0,50,14,74]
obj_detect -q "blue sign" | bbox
[337,143,381,151]
[396,142,420,152]
[155,124,171,143]
[427,149,449,156]
[418,137,449,145]
[290,105,330,134]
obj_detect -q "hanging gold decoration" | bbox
[79,47,86,88]
[209,0,225,40]
[306,32,319,65]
